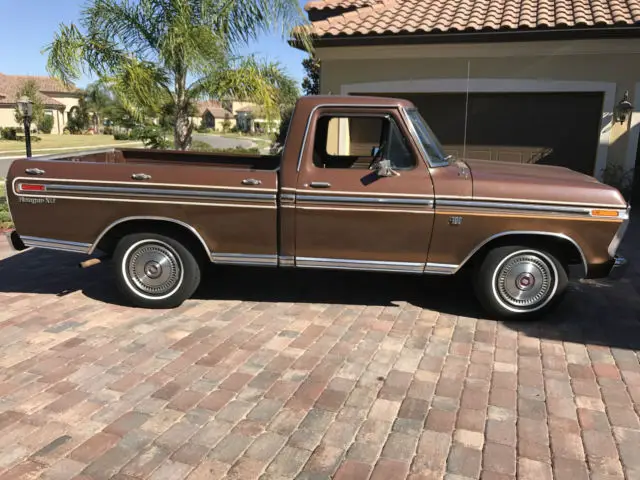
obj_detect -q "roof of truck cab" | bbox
[297,95,415,108]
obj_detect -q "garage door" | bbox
[358,92,604,175]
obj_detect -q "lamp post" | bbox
[16,96,33,158]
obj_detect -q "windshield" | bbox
[405,108,451,166]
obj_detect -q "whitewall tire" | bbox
[474,246,568,319]
[114,233,201,308]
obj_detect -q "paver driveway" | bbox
[0,221,639,480]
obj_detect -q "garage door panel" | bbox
[357,92,603,175]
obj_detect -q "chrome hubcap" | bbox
[495,252,554,310]
[127,242,182,297]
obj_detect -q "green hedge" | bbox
[191,141,260,155]
[0,180,12,229]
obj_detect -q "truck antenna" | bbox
[462,60,471,161]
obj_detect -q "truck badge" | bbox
[449,216,463,226]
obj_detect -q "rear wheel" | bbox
[474,246,568,319]
[114,232,201,308]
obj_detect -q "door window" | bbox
[313,115,415,170]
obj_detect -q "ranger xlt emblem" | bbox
[449,216,463,226]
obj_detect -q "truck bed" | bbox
[28,147,281,171]
[6,147,280,258]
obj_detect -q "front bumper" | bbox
[587,255,628,280]
[5,230,26,252]
[608,255,629,280]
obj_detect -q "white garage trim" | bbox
[341,78,617,179]
[624,82,640,173]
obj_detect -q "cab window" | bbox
[312,114,415,170]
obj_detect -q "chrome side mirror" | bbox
[375,158,399,177]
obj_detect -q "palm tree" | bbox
[45,0,308,150]
[85,81,114,133]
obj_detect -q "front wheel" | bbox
[113,233,201,308]
[474,246,568,319]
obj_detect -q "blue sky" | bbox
[0,0,309,88]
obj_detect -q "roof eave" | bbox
[291,24,640,49]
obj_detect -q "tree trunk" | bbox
[174,109,192,150]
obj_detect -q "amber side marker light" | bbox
[591,209,619,217]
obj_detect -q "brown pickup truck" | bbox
[5,95,630,318]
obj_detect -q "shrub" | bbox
[131,126,171,149]
[270,106,293,154]
[103,126,113,135]
[1,127,17,140]
[113,132,130,140]
[0,183,12,228]
[191,140,215,152]
[190,141,260,155]
[39,115,54,134]
[222,120,232,133]
[601,164,635,201]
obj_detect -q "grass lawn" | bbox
[0,134,140,155]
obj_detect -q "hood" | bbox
[465,160,627,208]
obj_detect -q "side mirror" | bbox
[375,158,399,177]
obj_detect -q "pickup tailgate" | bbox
[7,154,278,261]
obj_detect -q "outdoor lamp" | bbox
[614,91,634,125]
[16,95,33,157]
[17,96,33,118]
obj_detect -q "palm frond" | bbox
[200,0,311,51]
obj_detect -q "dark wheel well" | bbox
[462,234,584,275]
[95,219,210,265]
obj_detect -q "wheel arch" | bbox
[458,231,587,277]
[91,216,211,263]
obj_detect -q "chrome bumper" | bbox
[5,230,26,252]
[608,255,628,280]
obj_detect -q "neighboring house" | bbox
[0,73,82,134]
[301,0,640,182]
[193,100,235,132]
[235,105,281,134]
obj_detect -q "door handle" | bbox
[309,182,331,189]
[25,168,45,175]
[242,178,262,186]
[131,173,152,181]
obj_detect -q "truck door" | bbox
[294,106,435,273]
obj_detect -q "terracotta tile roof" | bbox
[197,100,233,118]
[306,0,640,37]
[0,73,79,108]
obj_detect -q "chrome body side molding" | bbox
[424,262,458,274]
[41,183,276,201]
[297,195,434,207]
[436,198,628,218]
[21,236,92,254]
[212,253,278,267]
[278,255,295,267]
[296,257,426,274]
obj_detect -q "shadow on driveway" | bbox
[1,245,639,351]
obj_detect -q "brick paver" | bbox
[0,219,639,479]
